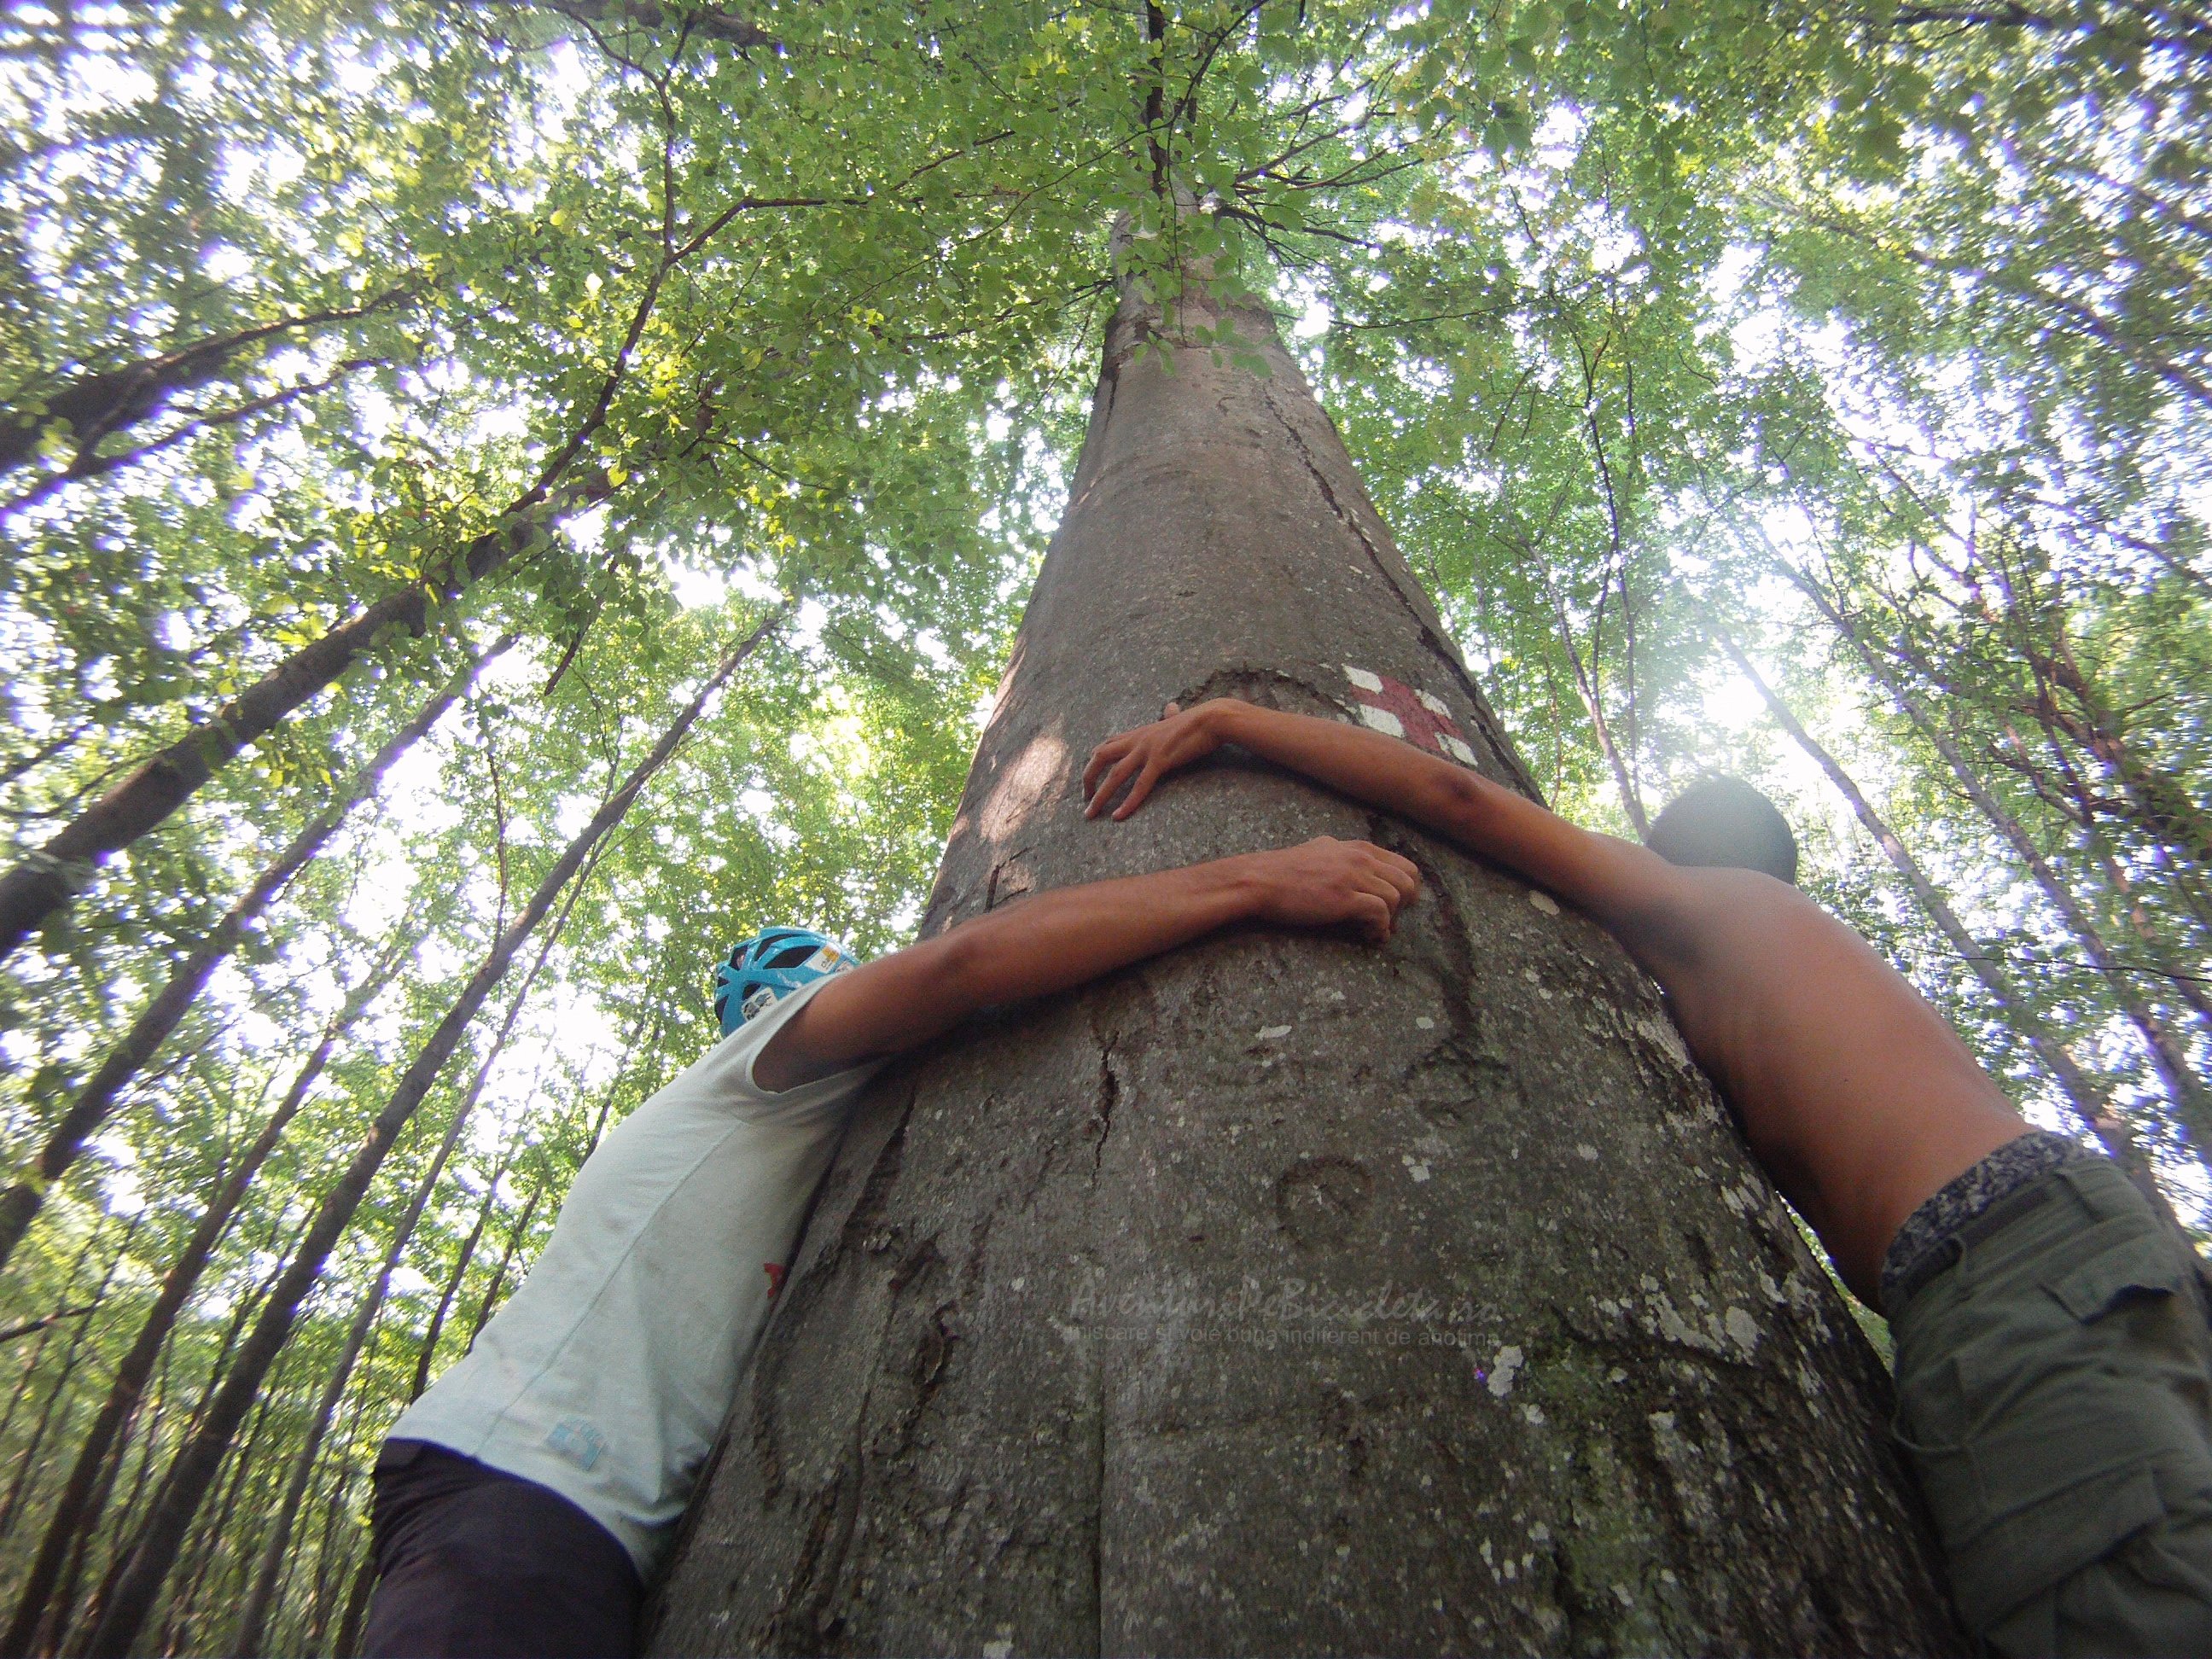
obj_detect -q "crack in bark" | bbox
[768,1412,867,1654]
[1176,663,1348,720]
[1089,1039,1121,1185]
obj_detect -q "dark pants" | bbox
[361,1439,641,1659]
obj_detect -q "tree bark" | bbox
[650,267,1958,1653]
[81,605,786,1658]
[0,641,504,1276]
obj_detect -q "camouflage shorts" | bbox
[1889,1154,2212,1656]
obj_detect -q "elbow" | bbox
[925,922,993,1013]
[1434,763,1491,836]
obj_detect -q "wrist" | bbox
[1206,699,1259,745]
[1210,849,1278,920]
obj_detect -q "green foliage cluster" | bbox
[0,1,2202,1650]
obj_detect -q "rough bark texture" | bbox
[651,273,1961,1655]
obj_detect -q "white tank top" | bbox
[392,977,878,1570]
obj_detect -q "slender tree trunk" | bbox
[1807,594,2212,1151]
[0,643,503,1276]
[83,606,786,1657]
[400,1139,521,1408]
[455,974,645,1357]
[0,174,815,961]
[0,1224,108,1459]
[0,530,559,969]
[1547,590,1647,835]
[39,1396,137,1658]
[1720,636,2179,1216]
[2094,836,2212,1040]
[462,1179,549,1351]
[651,260,1956,1653]
[0,936,407,1659]
[2017,629,2212,877]
[0,469,615,965]
[227,1238,410,1656]
[154,1375,287,1654]
[0,1216,141,1549]
[231,933,551,1656]
[330,1550,379,1659]
[301,1403,378,1650]
[0,294,409,478]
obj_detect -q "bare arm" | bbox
[1086,703,2039,1307]
[1084,700,1693,960]
[754,836,1421,1091]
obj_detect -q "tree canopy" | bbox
[0,1,2204,1650]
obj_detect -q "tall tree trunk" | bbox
[231,928,550,1656]
[1795,582,2212,1152]
[0,642,504,1276]
[0,940,405,1659]
[0,1224,108,1462]
[1545,585,1647,836]
[650,262,1956,1653]
[0,1216,142,1550]
[331,1548,379,1659]
[152,1371,288,1654]
[0,294,409,479]
[0,176,824,962]
[0,470,606,966]
[400,1138,523,1408]
[82,605,786,1658]
[453,1017,637,1355]
[1719,636,2179,1216]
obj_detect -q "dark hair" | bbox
[1646,777,1800,884]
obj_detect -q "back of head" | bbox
[1646,777,1800,885]
[713,927,855,1035]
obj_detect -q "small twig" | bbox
[0,1307,95,1344]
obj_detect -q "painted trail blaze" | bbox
[1343,666,1479,765]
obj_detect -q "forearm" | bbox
[1209,702,1675,930]
[930,859,1265,1014]
[1210,702,1478,841]
[764,858,1267,1086]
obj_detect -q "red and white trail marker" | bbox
[1343,666,1480,766]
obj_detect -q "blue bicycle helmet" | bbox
[713,927,853,1035]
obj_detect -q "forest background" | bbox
[0,0,2205,1652]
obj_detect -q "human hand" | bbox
[1083,699,1246,820]
[1237,835,1421,945]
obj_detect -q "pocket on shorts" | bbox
[1946,1461,2168,1637]
[2042,1227,2186,1323]
[1947,1225,2186,1427]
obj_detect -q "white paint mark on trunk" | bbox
[1355,703,1405,737]
[1487,1344,1523,1397]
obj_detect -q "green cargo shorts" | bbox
[1890,1155,2212,1656]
